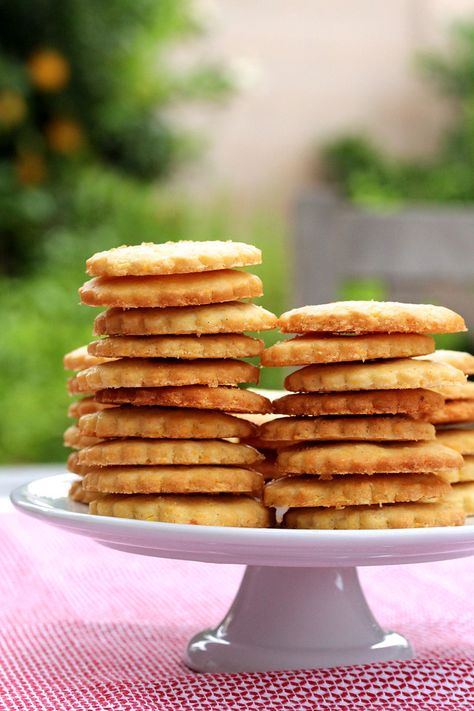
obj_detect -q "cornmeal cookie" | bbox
[63,426,103,450]
[68,479,101,504]
[96,385,271,413]
[457,455,474,482]
[278,301,466,334]
[90,493,272,527]
[417,349,474,375]
[88,334,263,360]
[261,333,435,367]
[68,398,114,419]
[80,270,263,309]
[431,400,474,425]
[285,359,465,393]
[447,482,474,514]
[283,502,464,529]
[64,345,113,371]
[436,428,474,455]
[77,438,264,467]
[79,406,257,439]
[83,465,263,496]
[435,382,474,400]
[93,302,277,336]
[69,358,259,393]
[272,389,443,419]
[86,241,262,277]
[264,472,449,508]
[67,452,87,476]
[276,441,463,477]
[259,415,435,442]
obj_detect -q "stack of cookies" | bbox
[421,350,474,516]
[260,301,468,529]
[64,240,277,527]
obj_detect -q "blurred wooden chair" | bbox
[293,190,474,331]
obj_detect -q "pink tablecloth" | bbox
[0,512,473,711]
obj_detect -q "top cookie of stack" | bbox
[261,301,468,530]
[66,240,278,527]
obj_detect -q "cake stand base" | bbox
[185,565,412,673]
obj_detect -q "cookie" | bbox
[435,382,474,400]
[430,400,474,425]
[262,333,434,367]
[67,398,114,419]
[95,385,271,413]
[80,269,263,309]
[457,455,474,482]
[278,301,466,334]
[252,458,283,481]
[436,428,474,455]
[83,465,263,496]
[88,334,263,360]
[283,502,464,529]
[447,481,474,514]
[64,345,113,371]
[68,479,101,504]
[78,406,257,439]
[416,349,474,375]
[93,302,277,336]
[276,441,463,477]
[67,452,87,475]
[272,389,443,419]
[90,493,272,527]
[285,359,465,393]
[77,438,264,467]
[69,358,259,393]
[259,415,435,442]
[63,426,103,450]
[264,472,449,508]
[86,241,262,277]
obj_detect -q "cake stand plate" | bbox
[11,474,474,673]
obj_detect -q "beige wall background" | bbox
[173,0,474,211]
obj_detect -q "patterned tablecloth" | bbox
[1,469,474,710]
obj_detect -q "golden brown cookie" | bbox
[88,334,263,360]
[276,441,463,477]
[456,455,474,482]
[69,358,259,393]
[90,493,272,527]
[95,385,271,413]
[80,269,263,309]
[68,479,101,504]
[283,502,464,529]
[262,333,434,367]
[77,438,264,467]
[86,241,262,277]
[447,481,474,514]
[93,302,277,336]
[278,301,466,335]
[285,359,465,393]
[436,428,474,455]
[83,465,263,496]
[63,426,103,450]
[63,345,113,371]
[67,452,87,475]
[78,406,257,440]
[430,400,474,425]
[264,472,449,508]
[67,398,114,419]
[416,349,474,375]
[272,389,443,420]
[435,382,474,400]
[259,415,435,443]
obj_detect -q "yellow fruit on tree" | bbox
[0,90,26,127]
[28,49,70,92]
[45,117,84,154]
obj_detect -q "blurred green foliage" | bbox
[323,21,474,208]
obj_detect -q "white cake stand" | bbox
[11,474,474,673]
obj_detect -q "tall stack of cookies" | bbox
[261,301,468,529]
[65,240,277,527]
[420,350,474,516]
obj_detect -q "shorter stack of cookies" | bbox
[261,301,468,529]
[65,240,277,527]
[421,350,474,516]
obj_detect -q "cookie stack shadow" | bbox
[260,302,469,529]
[64,240,278,527]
